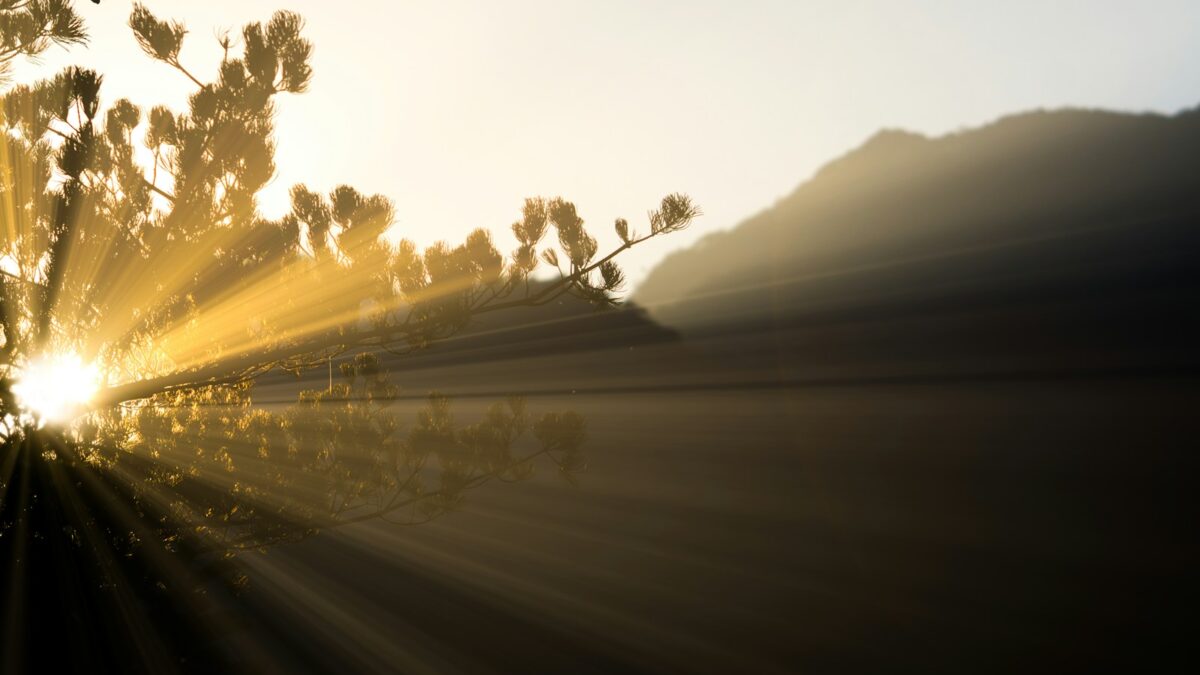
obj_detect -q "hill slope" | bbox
[638,107,1200,316]
[634,106,1200,376]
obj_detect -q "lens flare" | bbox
[11,352,100,424]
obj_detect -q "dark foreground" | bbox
[219,341,1195,674]
[5,257,1198,674]
[4,338,1195,673]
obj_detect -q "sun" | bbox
[11,352,101,424]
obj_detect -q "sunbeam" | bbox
[10,351,100,424]
[0,3,699,671]
[3,2,1198,673]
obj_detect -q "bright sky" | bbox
[13,0,1200,289]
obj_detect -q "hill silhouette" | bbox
[635,106,1200,378]
[254,282,681,402]
[388,282,678,369]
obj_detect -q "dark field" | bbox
[207,335,1195,674]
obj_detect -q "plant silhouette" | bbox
[0,4,697,661]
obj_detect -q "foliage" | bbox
[0,3,696,559]
[0,0,86,83]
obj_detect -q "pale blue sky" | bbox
[15,1,1200,288]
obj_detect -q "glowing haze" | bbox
[11,352,101,423]
[12,0,1200,289]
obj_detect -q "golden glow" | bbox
[11,352,100,423]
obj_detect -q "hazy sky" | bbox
[13,0,1200,289]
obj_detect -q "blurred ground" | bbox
[220,332,1196,674]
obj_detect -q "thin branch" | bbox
[143,177,176,203]
[168,57,204,88]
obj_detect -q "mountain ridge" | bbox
[634,104,1200,319]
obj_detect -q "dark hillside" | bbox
[634,107,1200,380]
